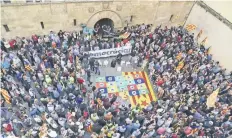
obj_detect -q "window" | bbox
[40,22,44,29]
[74,19,76,26]
[3,0,11,3]
[44,0,51,2]
[26,0,33,3]
[35,0,42,2]
[3,25,10,32]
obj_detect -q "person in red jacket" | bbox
[32,34,38,45]
[3,123,13,132]
[77,77,84,89]
[157,78,164,86]
[69,54,73,64]
[9,39,16,49]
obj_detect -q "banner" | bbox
[206,88,219,108]
[84,46,132,58]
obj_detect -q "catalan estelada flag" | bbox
[185,24,197,32]
[25,64,32,71]
[122,71,156,108]
[206,88,219,108]
[0,88,11,104]
[176,60,185,71]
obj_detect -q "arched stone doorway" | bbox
[94,18,114,36]
[87,10,123,30]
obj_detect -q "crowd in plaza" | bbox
[1,23,232,138]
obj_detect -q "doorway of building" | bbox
[94,18,114,36]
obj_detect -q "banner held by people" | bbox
[84,45,132,58]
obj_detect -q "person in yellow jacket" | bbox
[107,130,114,138]
[69,76,74,84]
[132,105,141,114]
[45,75,52,84]
[101,126,108,134]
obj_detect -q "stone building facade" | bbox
[1,0,194,39]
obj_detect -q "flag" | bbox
[206,88,219,108]
[200,37,208,46]
[197,30,203,39]
[176,52,182,60]
[122,71,156,107]
[0,89,11,104]
[176,60,185,71]
[25,65,32,71]
[185,24,197,32]
[205,46,211,55]
[119,32,131,39]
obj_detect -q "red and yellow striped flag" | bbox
[119,32,131,39]
[122,71,156,108]
[25,65,32,71]
[176,52,182,60]
[0,89,11,104]
[185,24,197,32]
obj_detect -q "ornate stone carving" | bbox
[116,5,122,11]
[102,2,109,9]
[88,7,95,13]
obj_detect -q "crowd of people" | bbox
[1,23,232,138]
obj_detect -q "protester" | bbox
[1,24,232,138]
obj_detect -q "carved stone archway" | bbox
[86,10,123,29]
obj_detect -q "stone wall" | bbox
[1,0,194,39]
[184,1,232,71]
